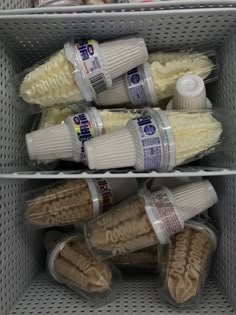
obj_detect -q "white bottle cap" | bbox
[172,74,206,110]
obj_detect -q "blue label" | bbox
[72,112,95,160]
[135,115,162,170]
[144,125,156,135]
[76,40,95,61]
[127,67,148,106]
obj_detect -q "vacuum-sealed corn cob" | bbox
[24,178,138,228]
[17,37,148,108]
[85,108,224,171]
[159,219,217,307]
[96,50,217,107]
[44,231,122,306]
[84,180,218,260]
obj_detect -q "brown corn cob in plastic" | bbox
[19,49,83,107]
[54,237,112,293]
[26,180,93,227]
[88,195,157,256]
[163,226,212,304]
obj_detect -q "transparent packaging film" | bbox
[159,220,217,308]
[15,37,147,109]
[84,180,218,260]
[110,245,159,272]
[85,108,229,172]
[23,178,138,229]
[38,106,76,129]
[45,231,122,306]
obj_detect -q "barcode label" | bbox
[90,73,107,94]
[153,190,182,237]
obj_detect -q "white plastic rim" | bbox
[87,107,104,136]
[167,97,213,110]
[85,178,100,217]
[144,108,176,171]
[205,179,218,204]
[139,186,169,245]
[25,133,34,160]
[47,234,79,284]
[143,62,158,106]
[64,41,94,102]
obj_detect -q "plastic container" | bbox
[110,245,159,272]
[96,50,217,108]
[44,231,122,306]
[167,74,212,110]
[15,37,148,109]
[23,178,138,228]
[159,219,217,308]
[26,107,141,163]
[85,108,225,172]
[84,180,218,260]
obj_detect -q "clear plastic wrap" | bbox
[38,106,76,129]
[96,50,217,108]
[110,245,159,272]
[85,108,227,172]
[15,37,148,109]
[84,180,218,260]
[159,219,217,308]
[26,107,141,163]
[23,178,138,229]
[44,231,122,306]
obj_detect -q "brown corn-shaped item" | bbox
[26,180,93,227]
[88,196,157,256]
[163,226,212,304]
[54,238,112,293]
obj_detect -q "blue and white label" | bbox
[136,115,162,170]
[126,67,148,106]
[76,40,107,94]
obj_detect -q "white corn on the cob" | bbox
[20,49,83,107]
[99,110,139,134]
[149,51,214,100]
[38,106,75,129]
[165,111,222,165]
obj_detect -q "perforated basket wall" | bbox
[0,2,236,315]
